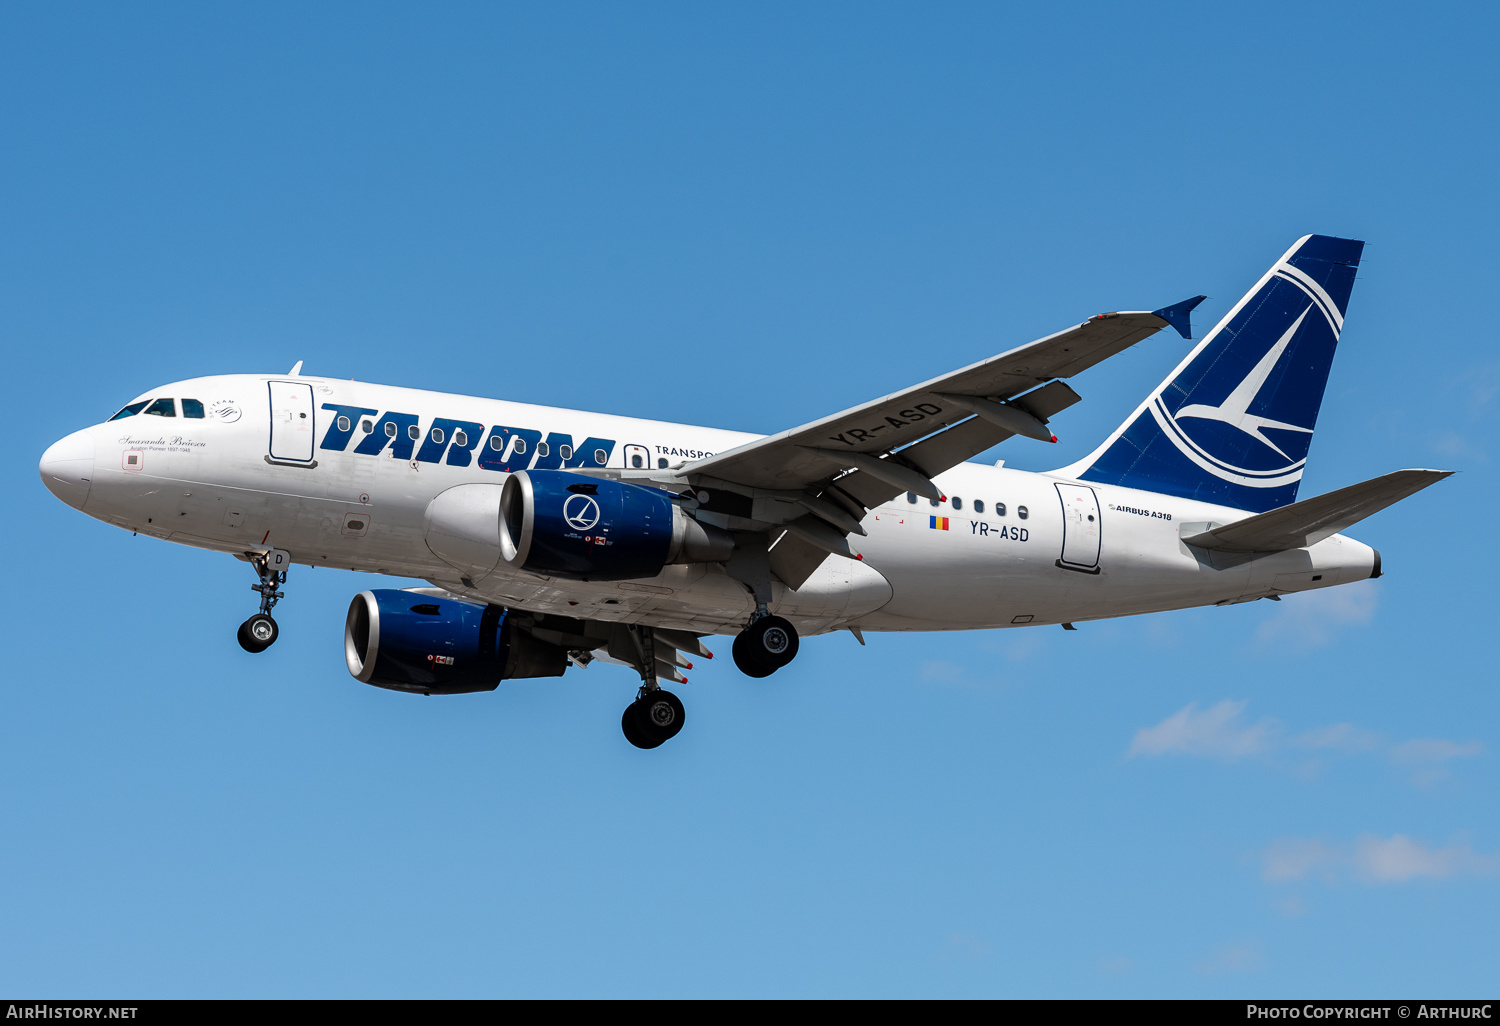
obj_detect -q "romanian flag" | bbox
[929,516,949,530]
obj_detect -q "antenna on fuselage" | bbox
[288,360,304,376]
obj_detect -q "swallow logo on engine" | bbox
[563,494,602,532]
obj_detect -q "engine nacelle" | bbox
[344,589,566,695]
[498,470,732,581]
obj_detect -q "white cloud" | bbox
[1127,700,1276,761]
[920,660,968,685]
[1432,432,1487,464]
[1196,944,1262,975]
[1255,580,1379,650]
[1128,701,1483,784]
[1290,722,1381,754]
[1261,834,1498,886]
[1351,835,1498,884]
[1389,738,1485,765]
[1262,838,1340,882]
[1466,362,1500,410]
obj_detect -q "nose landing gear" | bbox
[732,610,799,677]
[237,550,288,654]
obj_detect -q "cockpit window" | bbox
[182,399,205,418]
[144,398,176,417]
[109,401,149,421]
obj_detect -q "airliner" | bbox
[38,235,1448,748]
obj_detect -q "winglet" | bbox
[288,360,304,376]
[1150,295,1208,339]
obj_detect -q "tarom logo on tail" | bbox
[1062,235,1363,514]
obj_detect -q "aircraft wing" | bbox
[686,302,1201,496]
[677,298,1205,588]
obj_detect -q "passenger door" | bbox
[268,381,316,464]
[1055,483,1101,573]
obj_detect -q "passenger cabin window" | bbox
[594,448,607,465]
[930,497,941,507]
[658,458,668,469]
[1018,505,1029,520]
[907,492,917,504]
[407,424,420,440]
[144,398,176,417]
[489,434,504,450]
[952,497,963,510]
[559,444,573,460]
[514,439,527,454]
[453,430,467,448]
[430,428,445,444]
[631,453,644,468]
[384,421,397,438]
[536,441,550,457]
[109,401,149,421]
[182,399,205,418]
[362,420,373,433]
[995,503,1007,517]
[337,416,351,432]
[974,499,985,513]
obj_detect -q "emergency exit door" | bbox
[1055,483,1101,573]
[623,444,651,470]
[268,381,316,464]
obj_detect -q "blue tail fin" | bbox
[1065,235,1364,513]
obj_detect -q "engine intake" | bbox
[497,470,732,581]
[344,589,566,695]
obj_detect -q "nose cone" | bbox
[39,429,96,510]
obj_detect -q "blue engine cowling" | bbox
[344,589,566,695]
[499,470,676,581]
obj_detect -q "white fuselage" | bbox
[45,373,1378,637]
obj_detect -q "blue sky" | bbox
[3,2,1496,997]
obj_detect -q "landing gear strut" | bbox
[732,607,799,677]
[619,624,687,749]
[237,550,286,654]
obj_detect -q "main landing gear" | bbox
[732,610,799,678]
[618,624,689,749]
[621,687,686,750]
[237,551,287,654]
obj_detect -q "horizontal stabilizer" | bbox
[1181,469,1452,552]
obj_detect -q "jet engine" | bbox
[444,470,730,582]
[344,589,567,695]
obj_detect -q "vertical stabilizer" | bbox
[1059,235,1364,513]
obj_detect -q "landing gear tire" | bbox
[239,550,288,652]
[237,614,278,653]
[634,689,685,743]
[732,615,799,677]
[622,703,665,749]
